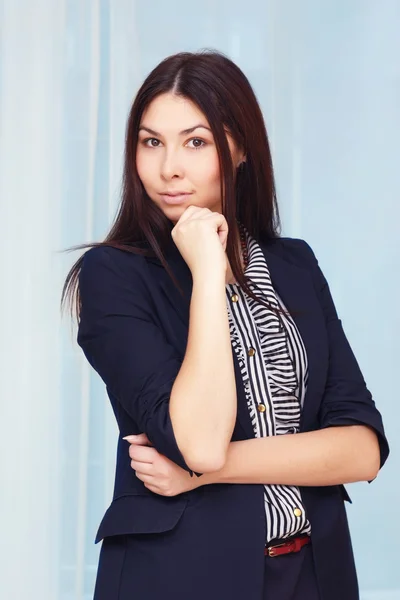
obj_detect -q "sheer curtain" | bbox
[0,1,398,599]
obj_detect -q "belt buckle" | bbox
[267,541,290,557]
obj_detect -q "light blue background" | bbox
[60,1,399,598]
[1,1,397,599]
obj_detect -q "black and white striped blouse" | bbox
[225,226,312,544]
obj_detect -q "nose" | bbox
[160,151,184,180]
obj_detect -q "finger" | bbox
[129,444,157,462]
[144,483,164,495]
[203,213,228,247]
[130,459,154,475]
[123,433,152,445]
[175,205,210,225]
[131,467,161,491]
[134,471,157,485]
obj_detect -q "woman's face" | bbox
[136,92,244,224]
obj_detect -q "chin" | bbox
[162,204,188,217]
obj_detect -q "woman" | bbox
[62,50,389,600]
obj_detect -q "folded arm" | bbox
[194,424,380,486]
[196,239,389,488]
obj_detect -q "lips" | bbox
[161,192,191,196]
[159,192,193,205]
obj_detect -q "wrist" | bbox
[191,263,226,285]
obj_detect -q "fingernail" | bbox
[123,435,136,442]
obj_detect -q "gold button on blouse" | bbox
[247,347,256,356]
[231,294,239,302]
[293,508,302,517]
[257,404,266,412]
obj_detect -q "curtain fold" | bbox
[0,1,65,599]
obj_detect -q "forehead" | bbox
[140,93,209,132]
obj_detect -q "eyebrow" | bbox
[138,124,212,136]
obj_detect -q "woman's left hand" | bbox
[123,433,200,496]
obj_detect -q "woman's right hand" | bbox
[171,206,229,278]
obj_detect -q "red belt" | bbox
[265,534,311,558]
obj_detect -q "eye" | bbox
[141,137,161,148]
[187,138,206,149]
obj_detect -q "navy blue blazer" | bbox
[77,234,389,600]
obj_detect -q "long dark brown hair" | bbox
[61,49,284,322]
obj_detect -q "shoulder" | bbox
[263,236,319,269]
[80,245,146,276]
[79,245,148,298]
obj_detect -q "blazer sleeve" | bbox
[77,246,202,478]
[297,239,390,473]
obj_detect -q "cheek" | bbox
[191,153,221,187]
[136,151,151,187]
[136,147,162,193]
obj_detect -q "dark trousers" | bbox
[94,534,320,600]
[263,543,320,599]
